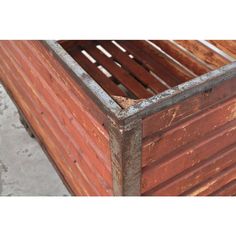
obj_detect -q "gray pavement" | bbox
[0,83,70,196]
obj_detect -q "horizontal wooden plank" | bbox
[6,42,113,190]
[142,121,236,194]
[24,42,112,166]
[183,163,236,196]
[0,41,114,196]
[0,55,96,196]
[35,42,108,128]
[0,45,107,195]
[144,141,236,196]
[210,179,236,196]
[143,95,236,167]
[143,77,236,138]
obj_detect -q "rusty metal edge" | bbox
[43,40,144,196]
[43,40,122,120]
[108,118,142,196]
[0,80,75,196]
[44,41,236,124]
[41,41,236,196]
[118,62,236,124]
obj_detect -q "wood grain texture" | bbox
[142,120,236,194]
[75,41,153,98]
[208,40,236,59]
[210,179,236,196]
[1,40,236,196]
[98,41,167,93]
[0,40,113,196]
[141,77,236,195]
[118,40,180,87]
[71,49,126,97]
[143,77,236,138]
[143,96,236,167]
[146,143,236,196]
[183,162,236,196]
[151,40,211,75]
[175,40,229,69]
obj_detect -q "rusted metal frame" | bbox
[43,40,122,120]
[0,80,75,196]
[44,41,236,125]
[44,40,143,196]
[108,116,142,196]
[42,41,236,196]
[118,62,236,124]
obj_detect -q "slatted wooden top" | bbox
[59,40,236,107]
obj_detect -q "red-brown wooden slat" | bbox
[11,41,114,193]
[118,40,180,87]
[175,40,229,69]
[76,40,153,99]
[0,47,98,196]
[1,44,108,196]
[210,179,236,196]
[143,77,236,138]
[141,120,236,194]
[70,49,126,97]
[151,40,211,75]
[8,41,113,190]
[208,40,236,59]
[0,41,114,196]
[58,40,79,51]
[142,96,236,167]
[3,78,88,195]
[133,40,196,82]
[26,42,112,170]
[145,142,236,196]
[183,163,236,196]
[98,40,168,93]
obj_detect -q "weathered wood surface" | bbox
[0,40,113,196]
[142,78,236,195]
[175,40,229,69]
[1,40,236,196]
[151,40,211,75]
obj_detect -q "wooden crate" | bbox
[0,40,236,196]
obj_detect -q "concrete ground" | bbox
[0,84,70,196]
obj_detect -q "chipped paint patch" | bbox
[190,179,218,196]
[229,102,236,120]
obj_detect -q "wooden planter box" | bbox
[0,40,236,196]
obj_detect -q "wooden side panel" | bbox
[0,40,113,196]
[142,78,236,195]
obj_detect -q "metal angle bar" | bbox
[43,40,122,118]
[118,62,236,123]
[108,118,142,196]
